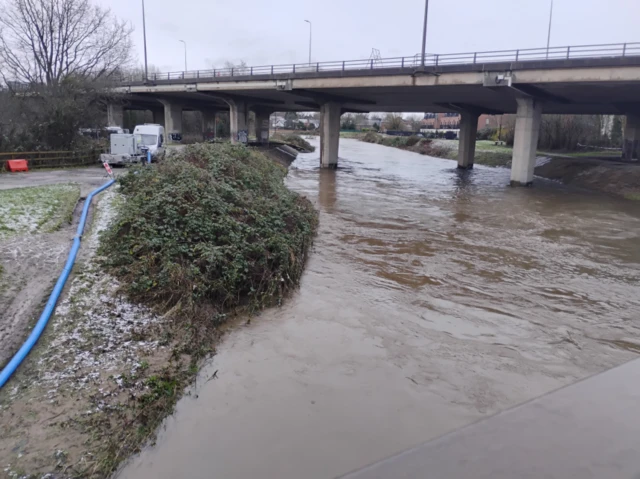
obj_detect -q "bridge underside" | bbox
[111,57,640,185]
[118,79,640,115]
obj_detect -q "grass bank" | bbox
[361,132,513,167]
[361,132,640,200]
[270,133,315,152]
[0,143,318,478]
[0,184,80,239]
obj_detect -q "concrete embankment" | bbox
[535,156,640,200]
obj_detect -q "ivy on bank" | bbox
[100,143,318,322]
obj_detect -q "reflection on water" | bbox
[118,138,640,479]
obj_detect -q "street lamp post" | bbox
[546,0,554,59]
[179,40,187,71]
[304,20,312,65]
[142,0,148,80]
[421,0,429,67]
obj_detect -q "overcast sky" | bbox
[100,0,640,73]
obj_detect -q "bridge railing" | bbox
[117,42,640,84]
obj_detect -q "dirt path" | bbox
[0,167,118,368]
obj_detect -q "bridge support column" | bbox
[253,109,272,143]
[510,97,542,186]
[320,102,341,168]
[623,115,640,161]
[227,100,249,144]
[160,100,183,143]
[107,104,124,127]
[151,107,165,128]
[457,112,479,169]
[202,109,218,141]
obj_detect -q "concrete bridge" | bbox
[112,42,640,186]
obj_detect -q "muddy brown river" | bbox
[117,138,640,479]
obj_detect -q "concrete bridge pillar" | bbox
[160,100,183,143]
[457,112,479,169]
[226,100,249,144]
[151,107,165,128]
[510,97,542,186]
[623,115,640,161]
[201,109,218,141]
[320,102,341,168]
[253,109,272,143]
[107,104,124,127]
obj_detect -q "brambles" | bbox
[101,143,318,325]
[271,133,315,152]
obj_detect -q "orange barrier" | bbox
[6,159,28,172]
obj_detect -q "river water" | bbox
[118,138,640,479]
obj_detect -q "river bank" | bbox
[0,145,317,478]
[360,133,639,199]
[116,138,640,479]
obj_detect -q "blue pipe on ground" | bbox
[0,179,115,389]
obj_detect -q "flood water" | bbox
[118,138,640,479]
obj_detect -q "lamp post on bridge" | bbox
[141,0,148,80]
[421,0,429,67]
[179,40,187,71]
[546,0,554,59]
[304,20,312,66]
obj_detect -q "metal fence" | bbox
[0,149,103,171]
[117,42,640,83]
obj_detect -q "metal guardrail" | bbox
[117,42,640,83]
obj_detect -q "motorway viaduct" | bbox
[112,50,640,186]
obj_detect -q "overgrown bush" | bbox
[477,127,496,141]
[362,131,381,143]
[0,77,116,152]
[100,143,318,323]
[271,133,315,152]
[405,135,421,147]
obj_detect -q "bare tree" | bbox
[405,114,423,132]
[224,60,249,75]
[384,113,405,131]
[0,0,133,85]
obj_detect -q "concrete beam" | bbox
[320,102,341,169]
[107,104,124,127]
[510,97,542,186]
[151,107,165,128]
[457,112,479,170]
[226,99,249,144]
[510,84,571,104]
[623,114,640,161]
[201,109,218,141]
[159,100,183,143]
[253,109,272,143]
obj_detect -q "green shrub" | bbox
[477,127,496,141]
[100,143,318,322]
[405,135,421,147]
[271,133,315,152]
[362,132,381,143]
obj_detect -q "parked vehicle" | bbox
[99,124,165,166]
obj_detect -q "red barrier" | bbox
[6,159,28,172]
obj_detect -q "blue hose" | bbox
[0,179,115,388]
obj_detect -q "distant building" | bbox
[422,112,505,131]
[355,117,382,130]
[422,112,460,129]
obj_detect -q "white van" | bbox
[100,124,166,166]
[133,124,165,160]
